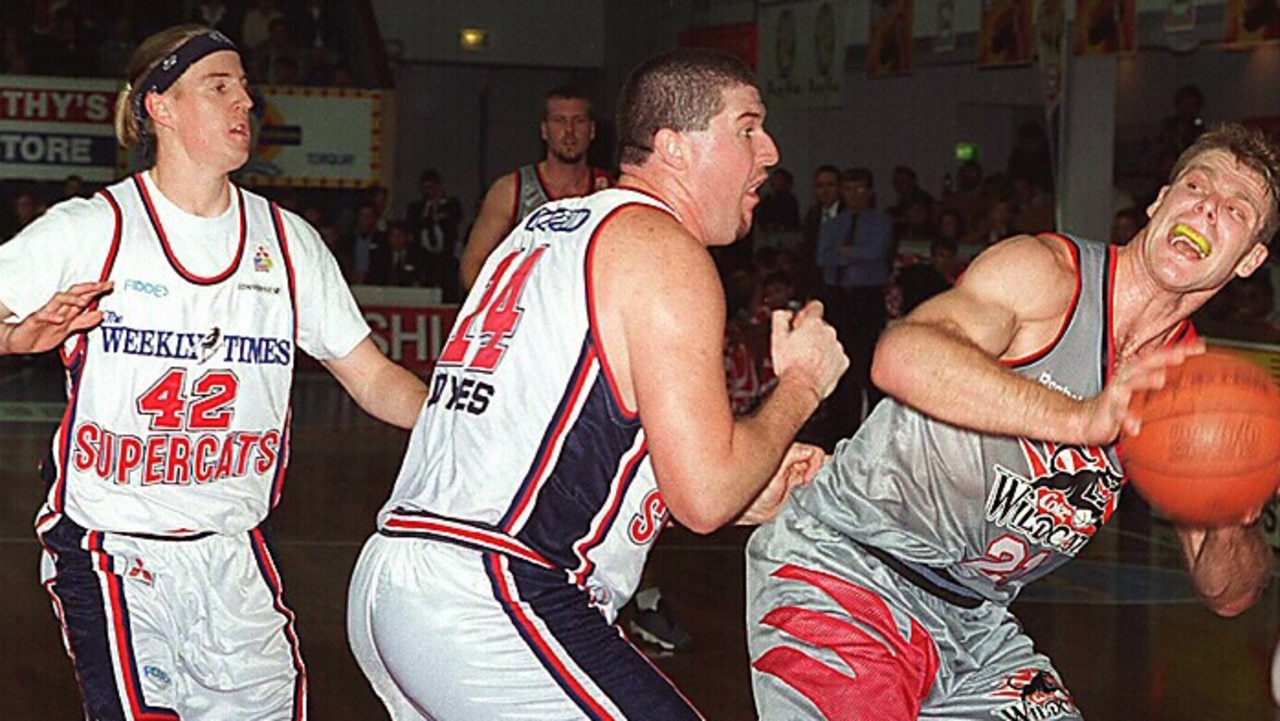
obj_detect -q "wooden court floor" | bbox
[2,359,1277,720]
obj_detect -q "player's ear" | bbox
[652,128,687,170]
[1146,185,1169,218]
[1235,242,1269,279]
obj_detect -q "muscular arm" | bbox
[1176,523,1273,617]
[871,235,1194,446]
[595,209,846,533]
[459,174,517,292]
[321,336,429,429]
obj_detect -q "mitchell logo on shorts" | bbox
[985,440,1123,556]
[98,322,293,366]
[989,668,1079,721]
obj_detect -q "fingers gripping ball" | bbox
[1120,351,1280,527]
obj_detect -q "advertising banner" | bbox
[240,86,383,189]
[0,74,122,182]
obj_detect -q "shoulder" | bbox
[18,194,116,241]
[956,233,1078,316]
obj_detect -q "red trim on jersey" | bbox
[383,515,556,568]
[535,164,612,201]
[89,532,181,721]
[267,203,298,509]
[569,435,649,586]
[1005,233,1082,368]
[249,528,308,719]
[133,175,246,285]
[269,203,300,344]
[487,555,621,721]
[584,200,680,420]
[502,347,599,533]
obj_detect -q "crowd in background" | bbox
[0,19,1276,446]
[1,0,353,85]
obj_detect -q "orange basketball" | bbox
[1119,350,1280,527]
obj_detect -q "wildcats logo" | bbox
[989,668,1079,721]
[985,440,1122,556]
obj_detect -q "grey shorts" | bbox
[745,505,1084,721]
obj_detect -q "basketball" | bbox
[1120,351,1280,526]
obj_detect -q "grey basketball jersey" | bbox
[792,235,1141,605]
[513,164,612,225]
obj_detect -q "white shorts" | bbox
[39,515,307,721]
[347,532,701,720]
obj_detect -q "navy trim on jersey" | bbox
[485,554,702,721]
[48,190,125,514]
[499,335,599,532]
[132,174,247,285]
[266,202,298,509]
[515,368,646,572]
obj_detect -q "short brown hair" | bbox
[616,49,758,167]
[1169,122,1280,244]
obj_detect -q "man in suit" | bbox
[816,167,894,440]
[368,220,427,287]
[406,169,464,301]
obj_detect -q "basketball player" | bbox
[0,25,427,719]
[746,122,1280,720]
[458,85,613,291]
[347,49,848,720]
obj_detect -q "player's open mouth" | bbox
[1170,223,1211,259]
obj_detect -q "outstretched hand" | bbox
[1077,341,1204,446]
[735,442,826,526]
[1,281,113,356]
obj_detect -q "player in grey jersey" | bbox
[747,122,1280,720]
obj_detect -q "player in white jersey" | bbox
[459,85,613,291]
[0,25,427,721]
[747,123,1280,719]
[347,49,848,720]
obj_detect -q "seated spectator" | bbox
[1193,273,1280,344]
[339,202,385,284]
[2,189,45,243]
[251,16,306,86]
[939,159,986,231]
[897,237,963,316]
[1110,207,1145,245]
[368,221,428,287]
[755,167,802,232]
[242,0,285,53]
[1009,171,1056,234]
[189,0,242,40]
[887,165,935,238]
[97,16,135,78]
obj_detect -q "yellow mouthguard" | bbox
[1173,223,1211,257]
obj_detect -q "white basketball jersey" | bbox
[43,176,306,536]
[378,188,672,618]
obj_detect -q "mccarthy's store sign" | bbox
[0,75,121,182]
[0,74,382,188]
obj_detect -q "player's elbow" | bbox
[663,494,733,535]
[869,326,912,396]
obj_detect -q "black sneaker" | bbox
[629,602,694,652]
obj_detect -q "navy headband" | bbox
[134,29,239,122]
